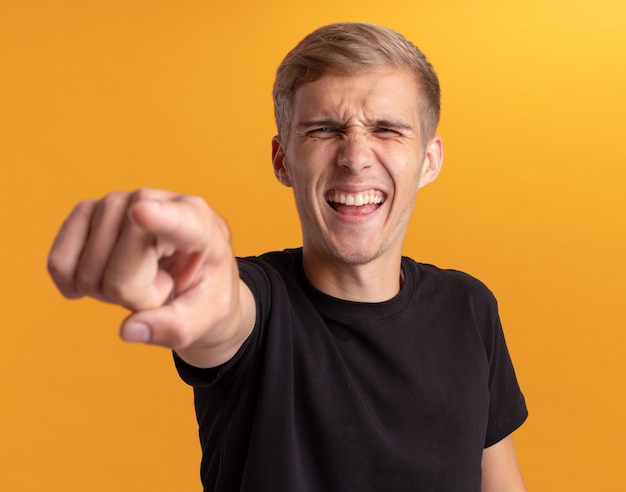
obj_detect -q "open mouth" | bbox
[325,190,386,213]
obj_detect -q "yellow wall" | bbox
[2,1,625,490]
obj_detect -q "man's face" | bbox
[273,67,442,268]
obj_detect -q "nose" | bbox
[336,129,372,173]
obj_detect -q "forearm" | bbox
[481,435,527,492]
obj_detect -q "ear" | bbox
[417,135,444,190]
[272,136,293,187]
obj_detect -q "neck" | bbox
[302,251,403,303]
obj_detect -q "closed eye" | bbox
[375,127,399,133]
[368,118,414,138]
[373,127,402,138]
[305,127,339,139]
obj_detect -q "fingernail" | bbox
[123,321,151,343]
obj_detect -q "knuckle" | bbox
[100,273,130,303]
[183,194,208,210]
[46,257,79,298]
[74,268,99,297]
[100,191,129,212]
[130,187,157,203]
[46,251,66,280]
[71,199,96,218]
[99,193,139,228]
[100,273,164,311]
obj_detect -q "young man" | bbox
[48,23,528,491]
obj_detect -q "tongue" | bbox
[334,203,379,215]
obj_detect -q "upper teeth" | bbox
[326,191,384,206]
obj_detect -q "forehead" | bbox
[290,68,421,124]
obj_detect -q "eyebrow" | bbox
[367,118,414,131]
[295,118,414,131]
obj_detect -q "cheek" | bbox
[392,168,422,208]
[289,169,318,206]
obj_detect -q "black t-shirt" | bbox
[175,248,528,491]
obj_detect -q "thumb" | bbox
[118,278,224,349]
[120,304,191,348]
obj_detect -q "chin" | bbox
[328,244,383,267]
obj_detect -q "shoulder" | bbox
[238,248,301,274]
[404,257,496,302]
[236,248,307,306]
[403,258,502,339]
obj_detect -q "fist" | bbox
[47,188,239,351]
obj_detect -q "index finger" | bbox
[128,195,218,254]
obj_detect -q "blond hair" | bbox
[273,22,441,142]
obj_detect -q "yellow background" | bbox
[2,0,625,490]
